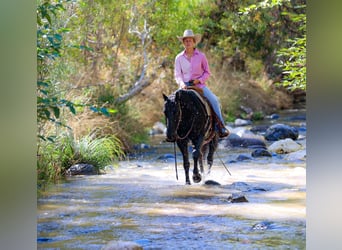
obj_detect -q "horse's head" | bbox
[163,93,180,142]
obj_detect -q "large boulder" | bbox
[264,123,299,141]
[268,138,302,154]
[224,134,267,149]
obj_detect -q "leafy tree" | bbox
[37,0,77,141]
[276,10,306,91]
[238,0,306,90]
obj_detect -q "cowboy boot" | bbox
[217,122,229,138]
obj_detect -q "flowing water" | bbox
[37,110,306,249]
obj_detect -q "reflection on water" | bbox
[38,110,306,249]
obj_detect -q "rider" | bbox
[174,29,230,138]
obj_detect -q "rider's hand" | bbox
[193,79,200,85]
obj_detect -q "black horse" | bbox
[163,89,219,185]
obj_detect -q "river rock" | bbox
[283,149,306,161]
[250,125,270,134]
[234,118,252,126]
[157,153,175,160]
[204,180,221,186]
[264,123,299,141]
[251,149,272,158]
[66,164,97,176]
[236,154,252,161]
[252,221,273,230]
[227,193,248,203]
[268,113,280,120]
[268,138,302,154]
[224,132,266,149]
[101,240,143,250]
[228,182,267,192]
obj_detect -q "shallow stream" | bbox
[38,110,306,249]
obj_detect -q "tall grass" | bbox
[37,131,124,187]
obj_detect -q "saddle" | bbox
[186,86,212,117]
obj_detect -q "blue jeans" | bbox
[202,86,225,126]
[184,82,225,126]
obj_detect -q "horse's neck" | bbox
[179,101,204,127]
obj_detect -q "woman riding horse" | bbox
[163,90,219,184]
[174,29,229,138]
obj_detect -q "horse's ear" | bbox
[163,93,168,101]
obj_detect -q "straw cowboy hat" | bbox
[177,29,202,45]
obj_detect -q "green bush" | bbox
[75,134,124,171]
[37,131,125,186]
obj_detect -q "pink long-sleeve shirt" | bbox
[174,48,211,89]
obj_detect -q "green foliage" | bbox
[37,0,77,141]
[276,12,306,91]
[37,131,125,185]
[74,134,125,170]
[238,0,306,91]
[204,0,306,84]
[252,111,265,121]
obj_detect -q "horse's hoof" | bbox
[192,174,202,183]
[186,180,191,185]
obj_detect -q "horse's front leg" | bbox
[192,137,204,183]
[177,140,191,185]
[207,134,219,175]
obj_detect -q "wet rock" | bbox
[228,182,268,192]
[269,113,280,120]
[157,154,175,160]
[224,133,266,149]
[133,143,151,150]
[251,149,272,158]
[204,180,221,186]
[227,193,248,203]
[283,149,306,161]
[250,125,270,134]
[101,240,143,250]
[252,221,274,231]
[236,154,252,161]
[229,182,249,190]
[66,164,97,176]
[37,237,52,242]
[268,138,302,154]
[234,118,252,126]
[265,123,299,141]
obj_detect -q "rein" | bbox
[173,142,178,180]
[174,103,195,140]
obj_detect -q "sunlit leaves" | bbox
[238,0,306,91]
[276,9,306,91]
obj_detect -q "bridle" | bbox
[174,102,195,140]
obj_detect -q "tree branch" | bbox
[115,8,155,104]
